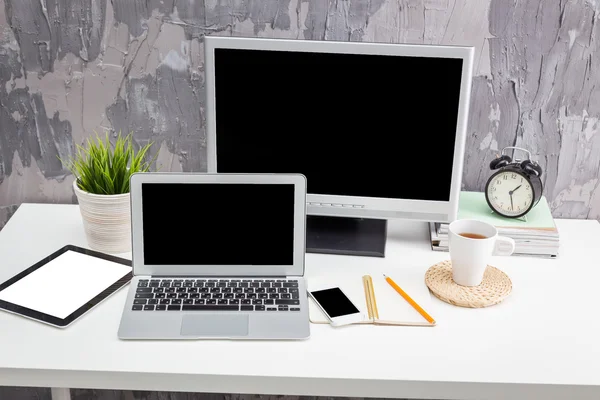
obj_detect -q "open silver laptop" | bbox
[118,173,310,340]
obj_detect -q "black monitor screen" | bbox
[214,48,463,202]
[141,183,295,265]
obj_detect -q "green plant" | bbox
[64,132,155,195]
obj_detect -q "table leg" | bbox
[51,388,72,400]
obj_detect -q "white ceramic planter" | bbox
[73,181,131,254]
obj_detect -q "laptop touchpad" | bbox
[180,314,249,337]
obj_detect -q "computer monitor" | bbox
[204,36,474,257]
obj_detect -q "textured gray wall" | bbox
[0,0,599,397]
[0,0,599,229]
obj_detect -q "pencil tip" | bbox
[383,274,387,277]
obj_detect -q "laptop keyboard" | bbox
[132,279,301,312]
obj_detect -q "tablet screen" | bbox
[0,250,131,319]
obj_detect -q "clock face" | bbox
[486,171,534,217]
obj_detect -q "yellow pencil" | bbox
[383,274,436,325]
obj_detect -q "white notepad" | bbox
[308,270,436,326]
[0,249,131,319]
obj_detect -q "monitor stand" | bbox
[305,215,388,257]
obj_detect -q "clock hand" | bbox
[510,193,514,211]
[512,184,522,192]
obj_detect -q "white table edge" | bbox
[1,368,599,400]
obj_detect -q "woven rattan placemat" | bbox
[425,260,512,308]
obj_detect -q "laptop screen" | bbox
[141,183,295,265]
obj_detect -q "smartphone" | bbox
[308,286,363,326]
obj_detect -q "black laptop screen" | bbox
[141,183,295,265]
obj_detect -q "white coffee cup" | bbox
[449,219,515,286]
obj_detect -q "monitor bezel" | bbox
[130,172,307,277]
[205,36,473,223]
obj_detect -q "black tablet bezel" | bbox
[0,245,132,327]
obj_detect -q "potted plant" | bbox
[64,132,155,254]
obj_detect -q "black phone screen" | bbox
[311,287,360,318]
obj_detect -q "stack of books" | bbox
[430,191,559,258]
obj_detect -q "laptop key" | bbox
[217,299,228,305]
[182,305,239,311]
[290,307,300,311]
[230,299,240,305]
[190,293,200,298]
[176,288,186,293]
[276,299,300,305]
[160,299,170,305]
[178,293,188,299]
[194,299,205,305]
[267,288,277,293]
[269,294,279,299]
[167,305,181,311]
[252,299,263,305]
[255,305,265,311]
[279,288,288,293]
[149,281,160,287]
[148,299,159,305]
[183,299,194,305]
[165,287,175,293]
[132,305,143,311]
[135,293,153,299]
[267,308,277,311]
[241,305,253,311]
[283,282,298,288]
[156,305,167,311]
[258,293,268,299]
[155,293,166,299]
[207,299,217,305]
[265,299,274,305]
[172,299,182,305]
[144,305,155,311]
[241,299,251,304]
[133,299,147,305]
[292,293,299,299]
[281,294,291,299]
[167,293,177,299]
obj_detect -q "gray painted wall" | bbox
[0,0,599,398]
[0,0,599,228]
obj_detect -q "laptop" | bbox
[118,173,310,340]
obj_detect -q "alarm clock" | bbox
[485,146,543,218]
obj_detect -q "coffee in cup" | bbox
[449,219,515,286]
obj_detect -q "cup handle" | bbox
[493,236,515,256]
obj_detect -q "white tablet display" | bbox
[0,246,132,326]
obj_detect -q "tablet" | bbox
[0,245,132,328]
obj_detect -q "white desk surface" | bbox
[0,204,599,400]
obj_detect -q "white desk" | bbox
[0,204,599,400]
